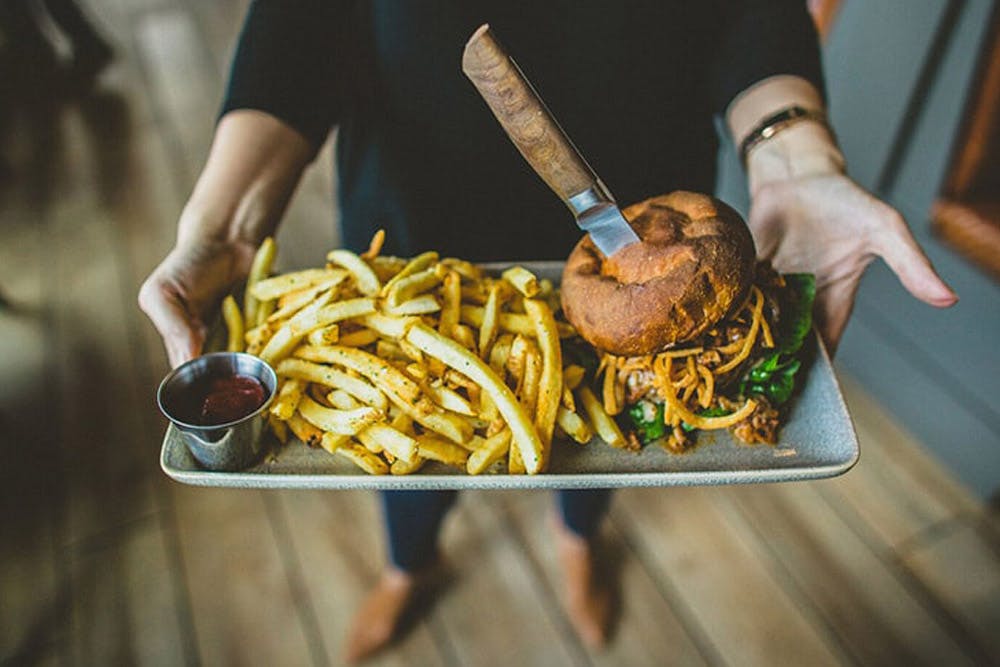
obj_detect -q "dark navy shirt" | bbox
[222,1,823,261]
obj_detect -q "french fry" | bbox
[561,385,576,412]
[563,364,585,390]
[269,280,345,324]
[357,423,418,463]
[376,339,408,361]
[416,434,470,467]
[518,345,541,415]
[276,358,388,410]
[508,442,525,474]
[244,237,276,327]
[327,249,381,296]
[370,255,409,281]
[250,268,347,301]
[405,322,544,474]
[320,431,350,453]
[222,294,244,352]
[556,406,592,444]
[507,335,532,383]
[360,229,386,260]
[459,283,488,305]
[577,385,627,449]
[270,378,305,421]
[384,295,441,316]
[404,362,429,382]
[337,442,389,474]
[356,313,417,340]
[337,328,380,347]
[286,412,323,447]
[424,383,475,416]
[466,429,511,475]
[258,290,335,364]
[478,282,503,357]
[380,251,439,297]
[262,296,376,364]
[439,270,461,336]
[327,389,361,410]
[488,334,514,374]
[524,299,562,450]
[502,266,540,297]
[385,267,443,307]
[383,387,473,445]
[398,339,424,363]
[439,257,483,281]
[602,359,623,416]
[390,455,426,475]
[451,323,477,352]
[294,345,422,402]
[297,395,383,435]
[306,324,340,346]
[268,414,289,444]
[256,299,276,327]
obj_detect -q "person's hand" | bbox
[138,238,256,367]
[747,171,957,354]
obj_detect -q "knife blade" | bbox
[462,24,640,257]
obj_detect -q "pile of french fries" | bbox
[220,232,626,475]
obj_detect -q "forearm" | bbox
[178,110,313,249]
[725,75,846,195]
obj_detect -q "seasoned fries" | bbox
[225,231,630,476]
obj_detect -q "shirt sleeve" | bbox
[220,0,354,149]
[710,0,826,114]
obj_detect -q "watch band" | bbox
[739,106,832,167]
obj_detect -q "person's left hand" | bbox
[747,171,957,354]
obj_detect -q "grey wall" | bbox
[717,0,1000,499]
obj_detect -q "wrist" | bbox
[745,120,846,196]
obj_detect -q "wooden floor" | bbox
[1,1,998,665]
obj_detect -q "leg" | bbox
[344,490,457,663]
[554,488,614,648]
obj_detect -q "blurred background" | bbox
[0,0,997,665]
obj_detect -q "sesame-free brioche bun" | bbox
[560,191,756,356]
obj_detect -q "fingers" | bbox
[813,279,859,358]
[874,211,958,308]
[138,278,205,368]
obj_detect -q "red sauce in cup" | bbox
[178,374,268,425]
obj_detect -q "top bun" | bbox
[560,191,756,356]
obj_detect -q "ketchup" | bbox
[177,374,268,425]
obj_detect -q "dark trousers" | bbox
[381,489,612,572]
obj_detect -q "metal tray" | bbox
[160,261,858,489]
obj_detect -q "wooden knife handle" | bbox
[462,24,596,201]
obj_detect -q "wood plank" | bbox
[900,518,1000,661]
[0,187,64,663]
[614,487,846,667]
[171,486,315,666]
[275,489,449,666]
[727,482,976,666]
[818,374,978,550]
[47,111,160,547]
[133,7,220,185]
[500,490,710,667]
[67,518,188,666]
[432,492,581,667]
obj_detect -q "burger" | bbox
[560,191,815,452]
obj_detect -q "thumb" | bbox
[876,214,958,308]
[138,280,206,368]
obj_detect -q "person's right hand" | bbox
[138,238,256,368]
